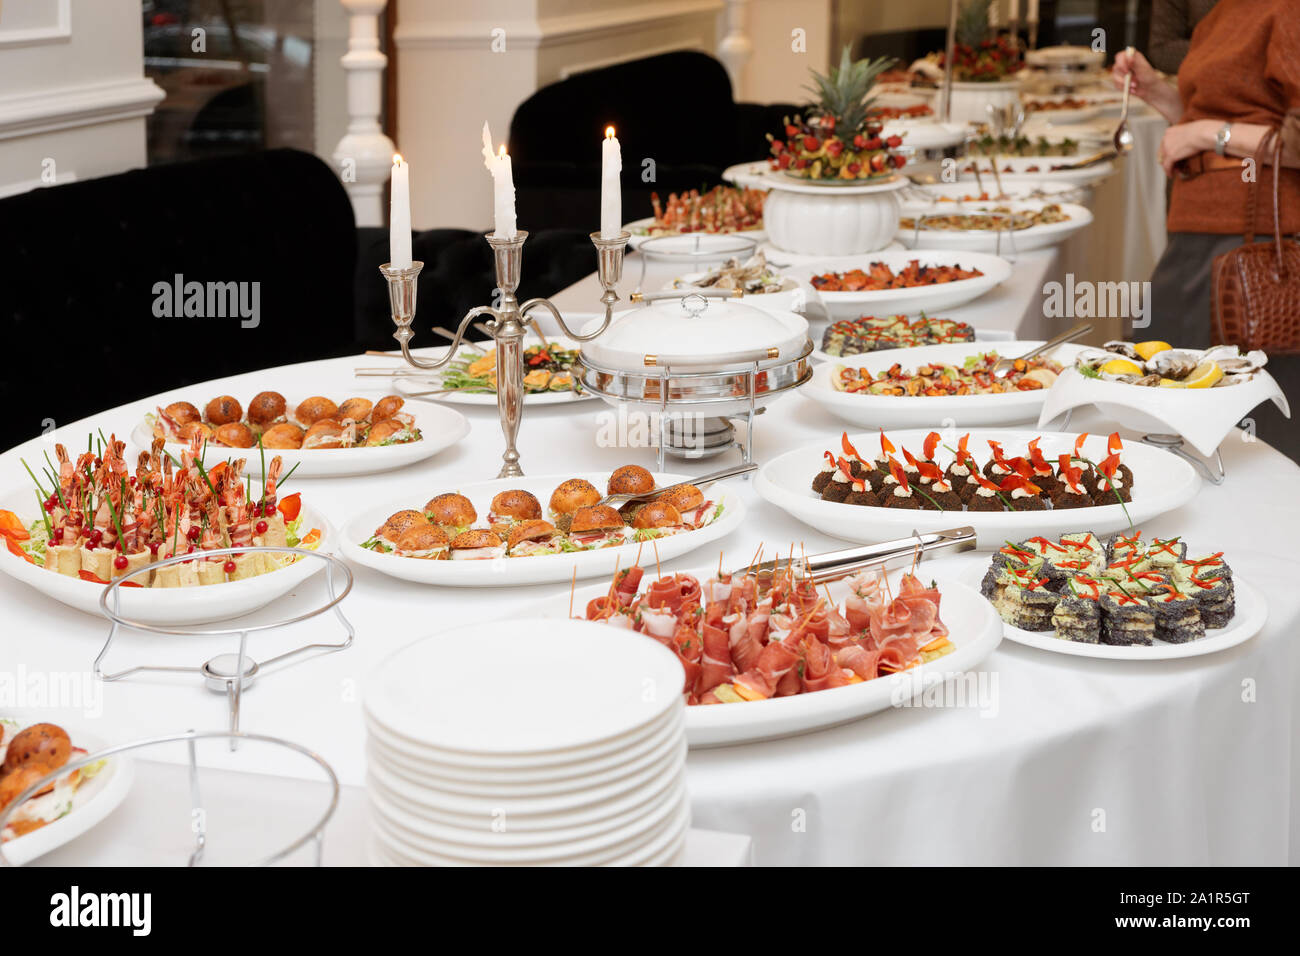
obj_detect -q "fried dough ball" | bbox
[247,391,287,426]
[213,422,256,448]
[371,395,405,423]
[261,422,305,449]
[337,398,374,423]
[205,395,243,425]
[295,396,339,427]
[1,723,70,775]
[163,401,201,426]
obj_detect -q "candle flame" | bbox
[498,145,507,158]
[605,126,615,139]
[393,153,404,165]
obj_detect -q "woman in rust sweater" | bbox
[1115,0,1298,457]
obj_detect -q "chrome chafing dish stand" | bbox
[577,291,815,472]
[93,547,355,746]
[380,229,631,478]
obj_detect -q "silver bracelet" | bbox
[1214,122,1232,156]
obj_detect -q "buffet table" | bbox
[2,302,1297,863]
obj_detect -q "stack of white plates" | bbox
[364,618,690,866]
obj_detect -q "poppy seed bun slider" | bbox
[394,523,450,558]
[507,519,562,555]
[489,489,542,524]
[449,528,506,560]
[570,505,624,533]
[656,483,703,513]
[549,478,601,531]
[632,500,683,530]
[374,509,430,545]
[424,493,477,530]
[607,464,655,496]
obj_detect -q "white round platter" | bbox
[895,200,1094,253]
[966,565,1267,661]
[803,340,1085,428]
[1038,367,1291,458]
[900,180,1088,204]
[341,470,745,587]
[755,428,1201,550]
[132,399,470,477]
[0,719,134,865]
[518,564,1002,747]
[624,218,767,251]
[1020,102,1103,124]
[0,487,332,624]
[762,171,908,196]
[786,249,1012,318]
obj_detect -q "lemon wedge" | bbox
[1134,341,1172,360]
[1100,358,1143,376]
[1159,360,1223,388]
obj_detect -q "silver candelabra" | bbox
[380,229,630,478]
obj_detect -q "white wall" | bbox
[0,0,163,197]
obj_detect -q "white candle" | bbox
[389,154,412,269]
[480,122,517,239]
[1027,0,1038,21]
[1009,0,1020,20]
[600,126,622,238]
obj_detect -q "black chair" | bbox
[508,51,798,231]
[0,148,597,452]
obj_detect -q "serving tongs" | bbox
[743,527,977,588]
[990,321,1092,376]
[597,461,757,509]
[1050,148,1118,171]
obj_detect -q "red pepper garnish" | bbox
[888,458,910,492]
[841,432,862,461]
[923,431,940,460]
[879,429,895,457]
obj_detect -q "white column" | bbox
[717,0,752,97]
[332,0,397,227]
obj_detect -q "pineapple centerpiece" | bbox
[767,48,906,182]
[939,0,1023,82]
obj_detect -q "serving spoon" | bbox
[1113,46,1136,155]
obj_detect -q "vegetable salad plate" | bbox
[803,341,1085,428]
[624,218,767,251]
[0,718,134,865]
[521,565,1002,747]
[788,250,1013,319]
[0,485,332,625]
[133,399,470,477]
[956,155,1115,186]
[755,429,1200,549]
[389,336,597,408]
[341,471,746,588]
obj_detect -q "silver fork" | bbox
[992,322,1093,376]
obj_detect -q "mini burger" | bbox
[548,478,601,531]
[655,483,709,527]
[488,489,542,529]
[631,500,683,532]
[394,523,449,559]
[373,510,430,550]
[607,464,655,496]
[424,493,477,535]
[567,505,630,549]
[449,528,506,560]
[506,519,562,557]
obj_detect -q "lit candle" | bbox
[480,122,517,239]
[600,126,622,239]
[389,154,412,269]
[1027,0,1038,21]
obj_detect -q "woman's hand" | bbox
[1158,119,1218,177]
[1111,48,1162,101]
[1112,48,1183,123]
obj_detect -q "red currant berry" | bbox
[255,520,268,535]
[187,526,201,541]
[223,560,236,573]
[114,554,128,570]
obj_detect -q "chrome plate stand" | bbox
[1141,433,1227,485]
[94,547,355,746]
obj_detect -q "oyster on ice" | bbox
[1072,341,1268,386]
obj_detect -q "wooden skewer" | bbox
[652,539,662,580]
[568,567,577,619]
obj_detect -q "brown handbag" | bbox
[1211,128,1300,354]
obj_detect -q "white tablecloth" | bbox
[2,224,1296,866]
